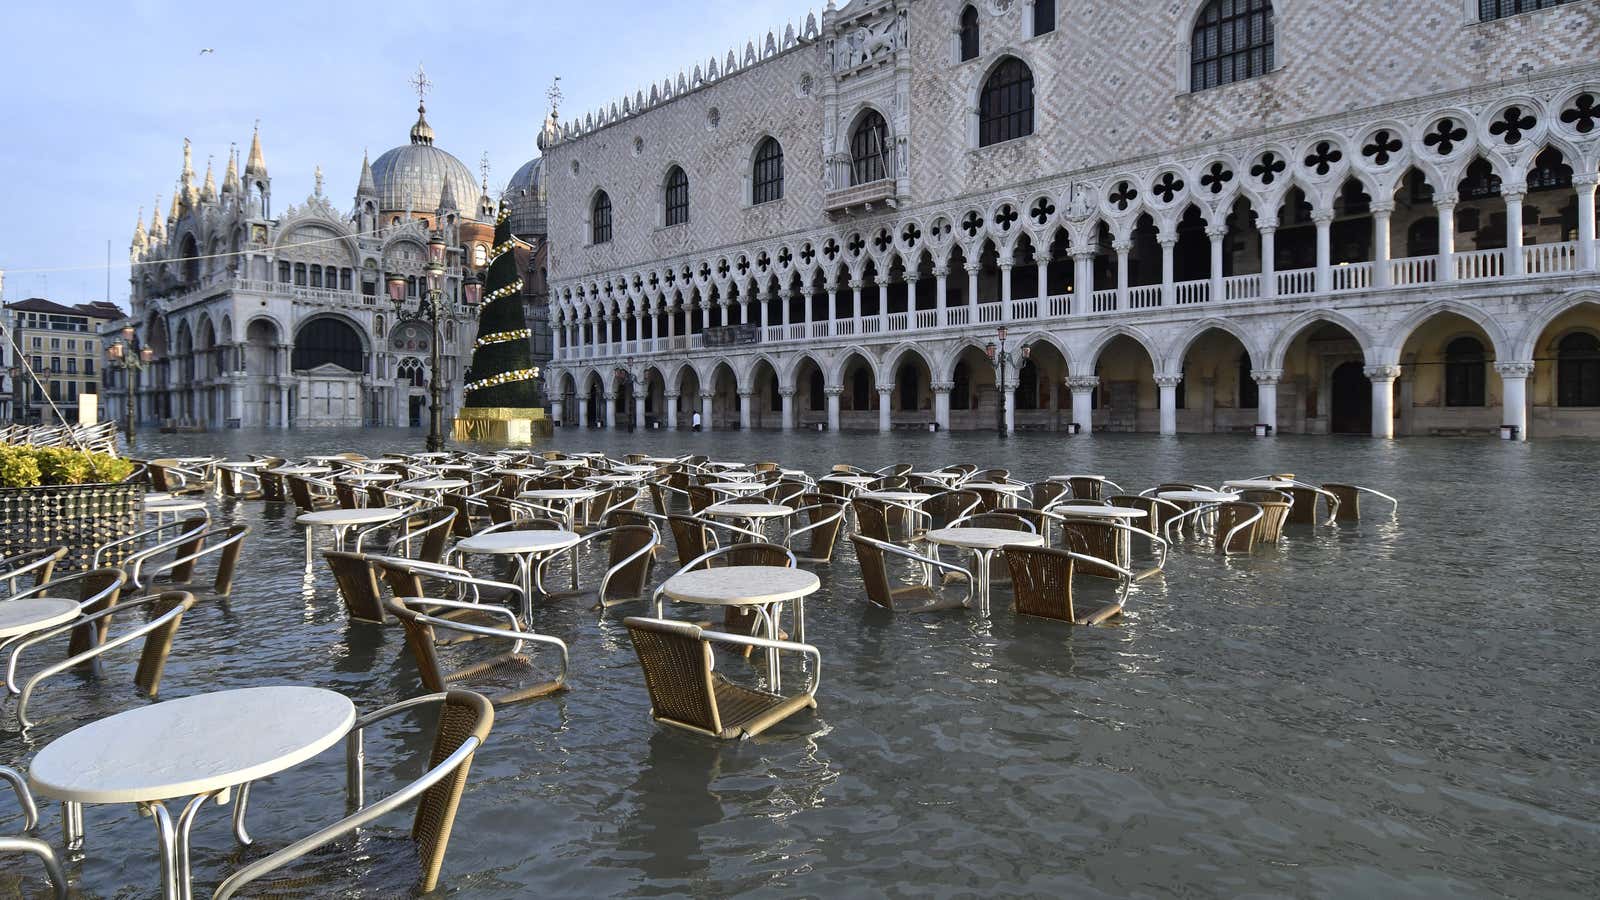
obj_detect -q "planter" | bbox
[0,482,146,572]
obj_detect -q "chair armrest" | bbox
[698,629,822,696]
[0,765,39,830]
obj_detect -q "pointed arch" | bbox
[1166,318,1265,375]
[1266,308,1378,370]
[1514,289,1600,361]
[1083,323,1164,371]
[826,345,879,385]
[1385,299,1512,365]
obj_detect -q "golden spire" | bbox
[149,196,165,238]
[244,120,267,178]
[222,143,238,193]
[201,154,217,201]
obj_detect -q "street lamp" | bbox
[985,325,1030,438]
[390,232,458,452]
[107,325,146,446]
[614,358,639,431]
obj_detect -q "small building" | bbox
[4,298,122,425]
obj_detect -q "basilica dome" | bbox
[370,103,480,219]
[505,157,546,237]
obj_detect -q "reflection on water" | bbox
[4,427,1597,897]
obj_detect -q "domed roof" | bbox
[505,157,546,237]
[370,104,480,219]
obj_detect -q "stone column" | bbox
[667,304,677,340]
[780,290,794,330]
[932,381,952,431]
[850,279,864,333]
[1113,239,1131,310]
[1035,252,1050,301]
[552,397,564,427]
[825,386,842,432]
[1313,212,1334,293]
[634,392,646,430]
[1372,201,1394,288]
[1364,364,1400,439]
[1158,230,1176,306]
[1494,361,1533,441]
[1207,225,1226,301]
[877,385,893,432]
[1259,221,1278,299]
[738,298,749,328]
[576,393,589,428]
[934,266,949,325]
[999,262,1013,321]
[634,313,645,352]
[1071,249,1096,314]
[1068,376,1097,434]
[552,322,563,360]
[699,301,710,333]
[664,390,679,430]
[1436,199,1457,282]
[904,275,919,327]
[759,290,770,331]
[1154,374,1181,435]
[1504,189,1526,276]
[825,282,839,332]
[738,390,753,430]
[700,392,714,431]
[1575,175,1598,271]
[1003,386,1016,434]
[876,276,889,325]
[966,264,980,317]
[1252,368,1281,435]
[780,388,795,431]
[604,392,618,429]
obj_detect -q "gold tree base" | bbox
[452,408,553,443]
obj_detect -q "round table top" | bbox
[543,459,585,468]
[270,465,331,476]
[340,472,400,483]
[29,686,356,804]
[495,468,543,477]
[304,454,355,463]
[219,460,270,468]
[296,508,403,527]
[1055,504,1149,518]
[521,488,599,501]
[589,474,641,484]
[411,452,454,459]
[965,481,1026,493]
[0,598,80,639]
[1223,479,1295,491]
[911,470,961,481]
[662,566,820,606]
[357,458,408,466]
[572,451,608,459]
[706,481,766,493]
[705,461,747,470]
[925,527,1045,550]
[456,529,581,555]
[615,465,658,474]
[145,497,207,513]
[705,502,792,519]
[1049,474,1107,482]
[820,474,875,486]
[173,456,218,465]
[641,456,680,464]
[1158,490,1240,503]
[405,478,469,491]
[859,491,929,504]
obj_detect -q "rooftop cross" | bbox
[410,63,432,105]
[546,76,563,117]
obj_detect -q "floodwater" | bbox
[3,427,1597,898]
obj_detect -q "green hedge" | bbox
[0,444,135,489]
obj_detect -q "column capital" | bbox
[738,388,755,398]
[1070,247,1098,261]
[1156,230,1178,246]
[1033,251,1052,264]
[1111,239,1132,253]
[1065,375,1100,391]
[1153,374,1183,388]
[1251,367,1284,386]
[1493,360,1535,378]
[698,391,715,401]
[602,391,617,402]
[778,387,797,398]
[931,380,954,392]
[824,386,844,397]
[1370,200,1396,216]
[965,263,982,275]
[932,265,949,278]
[848,279,864,291]
[998,261,1014,272]
[824,280,839,292]
[904,274,920,284]
[1311,211,1336,226]
[875,384,894,394]
[1204,225,1229,240]
[1363,364,1402,382]
[1573,172,1600,190]
[1502,187,1527,203]
[663,389,680,399]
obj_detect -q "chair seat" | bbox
[433,606,513,644]
[711,676,817,738]
[445,653,565,704]
[226,833,423,898]
[877,584,966,612]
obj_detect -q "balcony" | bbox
[823,154,898,216]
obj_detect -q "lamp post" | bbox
[106,325,147,446]
[985,325,1030,439]
[389,233,466,452]
[614,358,639,431]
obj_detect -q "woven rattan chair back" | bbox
[1253,500,1291,544]
[795,503,846,562]
[852,499,892,542]
[484,496,517,527]
[667,516,712,569]
[849,535,896,608]
[1067,477,1104,502]
[602,525,657,603]
[325,551,388,623]
[1322,484,1363,521]
[624,617,721,735]
[1032,481,1070,509]
[387,600,451,693]
[1108,495,1171,534]
[442,494,476,536]
[1281,486,1320,524]
[1214,502,1260,553]
[413,691,494,892]
[925,490,980,530]
[335,483,362,510]
[686,486,716,515]
[1057,519,1122,578]
[366,485,390,508]
[0,548,66,590]
[408,507,456,563]
[67,568,128,656]
[285,476,324,513]
[133,591,198,695]
[1006,545,1079,621]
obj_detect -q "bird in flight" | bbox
[199,48,214,55]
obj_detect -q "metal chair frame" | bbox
[0,765,66,900]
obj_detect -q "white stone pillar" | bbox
[932,381,951,431]
[904,276,919,328]
[1575,175,1598,271]
[850,279,864,333]
[1002,386,1016,434]
[825,387,841,432]
[759,291,770,332]
[780,388,795,431]
[966,264,980,317]
[664,391,679,430]
[1072,250,1095,314]
[1365,364,1400,439]
[934,266,949,325]
[634,392,646,430]
[1068,376,1097,434]
[1504,189,1526,276]
[876,277,889,325]
[552,397,564,427]
[1155,374,1181,435]
[1035,252,1050,302]
[1313,212,1334,293]
[700,392,714,431]
[1437,199,1457,282]
[1252,368,1281,435]
[999,263,1013,321]
[1259,222,1278,299]
[738,390,752,430]
[1494,361,1532,441]
[699,301,710,333]
[780,290,791,328]
[1158,231,1176,306]
[604,392,618,429]
[826,282,839,331]
[1207,225,1226,301]
[1372,202,1394,288]
[877,386,892,432]
[1114,239,1131,310]
[576,394,588,429]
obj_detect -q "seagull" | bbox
[199,48,214,55]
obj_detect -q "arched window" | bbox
[958,5,980,61]
[291,317,364,373]
[769,372,783,412]
[293,263,307,286]
[953,361,972,409]
[1191,0,1274,92]
[979,57,1035,147]
[897,363,920,411]
[851,368,870,410]
[591,191,612,244]
[310,265,323,288]
[752,138,785,205]
[1444,337,1487,407]
[664,167,689,226]
[374,314,385,339]
[1479,0,1577,22]
[1239,353,1259,408]
[809,368,825,411]
[851,111,890,186]
[1557,333,1600,407]
[1033,0,1056,35]
[277,261,291,283]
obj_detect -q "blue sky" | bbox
[0,0,804,307]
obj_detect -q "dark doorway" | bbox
[1330,362,1370,434]
[408,395,424,427]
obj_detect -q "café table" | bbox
[145,496,209,527]
[703,502,794,543]
[0,598,80,641]
[452,528,581,610]
[295,507,403,569]
[924,527,1044,615]
[657,565,820,690]
[963,481,1027,509]
[1052,504,1150,564]
[519,488,599,530]
[28,685,356,900]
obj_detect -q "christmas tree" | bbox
[464,202,541,406]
